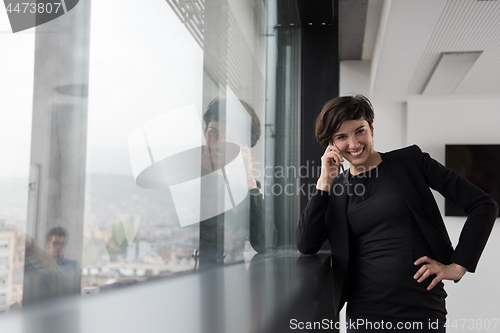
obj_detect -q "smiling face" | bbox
[332,118,380,174]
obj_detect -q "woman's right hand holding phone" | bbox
[317,141,344,192]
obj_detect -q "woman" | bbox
[198,98,269,270]
[296,95,498,332]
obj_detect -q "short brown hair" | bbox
[315,94,375,147]
[46,226,68,242]
[203,98,261,148]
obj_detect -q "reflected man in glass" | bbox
[46,227,81,275]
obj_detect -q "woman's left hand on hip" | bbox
[413,256,467,290]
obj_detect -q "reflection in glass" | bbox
[23,236,79,306]
[45,227,81,278]
[0,0,298,309]
[81,0,268,290]
[199,96,271,269]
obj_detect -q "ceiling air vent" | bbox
[422,52,482,95]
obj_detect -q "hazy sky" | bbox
[0,1,204,177]
[0,10,35,178]
[87,0,204,176]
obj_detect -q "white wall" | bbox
[408,100,500,325]
[340,60,407,153]
[340,60,371,97]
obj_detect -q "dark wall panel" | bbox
[300,0,339,214]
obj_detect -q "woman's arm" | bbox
[296,143,344,254]
[249,182,270,253]
[413,256,467,290]
[296,190,330,254]
[411,145,499,273]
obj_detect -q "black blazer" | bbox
[296,145,498,315]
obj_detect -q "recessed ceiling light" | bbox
[422,52,482,95]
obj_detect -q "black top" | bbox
[345,162,447,323]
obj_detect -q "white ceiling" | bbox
[369,0,500,101]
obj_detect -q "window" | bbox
[0,239,9,250]
[3,0,303,304]
[80,0,270,287]
[0,275,6,287]
[0,258,8,269]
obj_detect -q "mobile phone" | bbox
[331,141,338,163]
[332,142,347,182]
[331,142,341,166]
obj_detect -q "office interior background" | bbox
[0,0,499,332]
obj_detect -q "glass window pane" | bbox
[83,0,271,288]
[1,0,302,307]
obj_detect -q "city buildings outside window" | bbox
[0,258,8,269]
